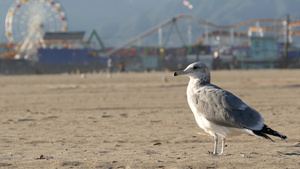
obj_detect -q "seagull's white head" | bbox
[174,62,210,84]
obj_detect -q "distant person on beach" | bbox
[107,57,113,77]
[118,60,125,72]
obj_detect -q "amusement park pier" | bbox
[1,0,300,74]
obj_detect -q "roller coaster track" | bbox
[107,15,300,56]
[198,18,300,29]
[107,15,192,57]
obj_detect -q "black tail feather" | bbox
[252,124,287,142]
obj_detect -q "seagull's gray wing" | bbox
[193,84,264,130]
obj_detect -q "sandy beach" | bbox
[0,69,300,168]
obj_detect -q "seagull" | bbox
[174,62,287,155]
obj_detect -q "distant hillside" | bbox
[93,0,300,47]
[1,0,300,47]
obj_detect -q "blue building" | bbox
[248,36,279,68]
[232,37,279,69]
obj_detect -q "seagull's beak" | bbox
[173,70,186,76]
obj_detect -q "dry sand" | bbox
[0,69,300,169]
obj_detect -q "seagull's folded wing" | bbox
[194,85,264,130]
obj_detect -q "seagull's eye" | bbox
[193,66,202,70]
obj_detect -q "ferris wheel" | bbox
[5,0,68,59]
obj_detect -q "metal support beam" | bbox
[188,20,192,45]
[204,24,209,45]
[158,27,162,47]
[230,28,234,45]
[284,14,290,68]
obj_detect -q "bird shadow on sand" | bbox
[281,152,300,156]
[277,151,300,156]
[285,84,300,88]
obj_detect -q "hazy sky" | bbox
[0,0,173,43]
